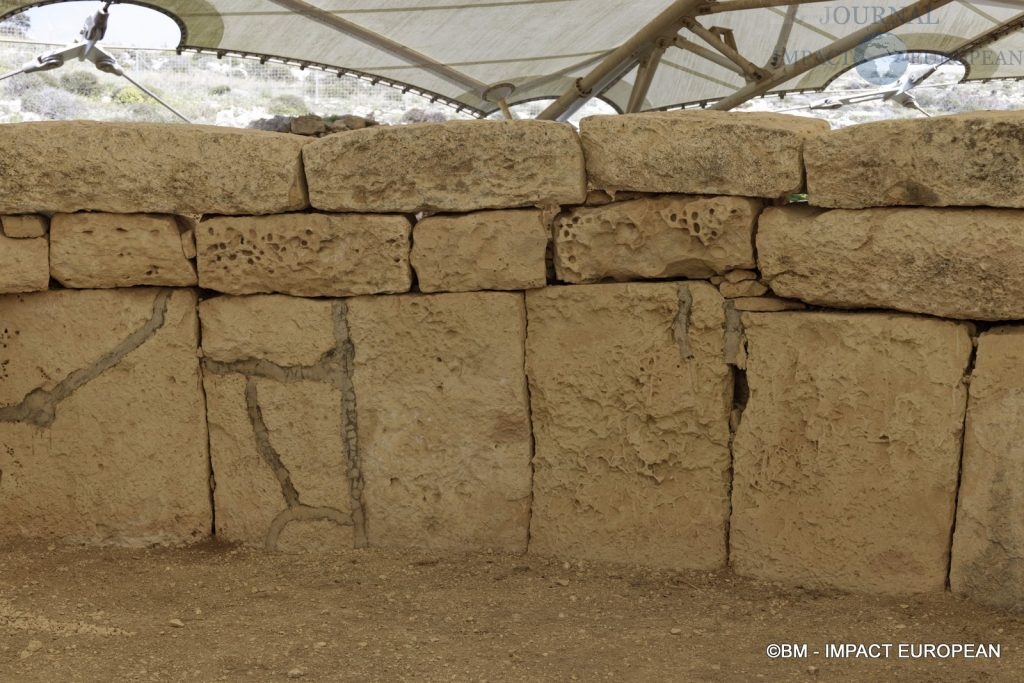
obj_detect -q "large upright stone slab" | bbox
[951,327,1024,609]
[805,112,1024,208]
[303,120,586,213]
[347,292,532,551]
[580,111,827,198]
[411,209,549,292]
[758,206,1024,321]
[732,312,972,593]
[0,232,48,293]
[200,295,355,551]
[555,195,759,282]
[0,122,308,215]
[0,289,209,544]
[50,213,197,288]
[525,282,733,569]
[197,213,411,297]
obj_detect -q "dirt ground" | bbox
[0,541,1020,682]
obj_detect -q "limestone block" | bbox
[203,372,352,550]
[411,209,549,292]
[303,120,586,213]
[0,122,308,215]
[199,295,337,366]
[580,111,828,198]
[806,112,1024,208]
[525,282,733,569]
[1,215,48,238]
[758,206,1024,320]
[730,296,805,312]
[50,213,196,288]
[731,312,972,593]
[0,289,209,544]
[951,327,1024,609]
[719,280,768,298]
[0,233,48,294]
[347,292,532,551]
[555,195,759,282]
[197,213,411,297]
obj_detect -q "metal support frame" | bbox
[670,35,747,75]
[698,0,836,14]
[626,42,667,113]
[537,0,705,120]
[682,17,766,81]
[267,0,489,97]
[709,0,957,110]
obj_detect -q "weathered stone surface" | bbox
[0,289,209,544]
[347,292,532,551]
[732,312,972,593]
[730,296,805,312]
[580,112,828,198]
[554,195,759,282]
[304,120,586,213]
[200,295,337,366]
[951,327,1024,609]
[724,269,758,284]
[719,280,768,298]
[411,209,549,292]
[806,112,1024,208]
[758,206,1024,320]
[204,373,352,549]
[526,282,732,569]
[0,233,48,293]
[1,214,48,238]
[0,122,308,215]
[197,213,411,297]
[50,213,196,288]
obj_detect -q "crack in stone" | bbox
[724,299,749,570]
[335,300,368,549]
[0,290,171,428]
[673,285,695,361]
[202,352,341,385]
[244,378,301,509]
[946,330,979,590]
[266,505,352,551]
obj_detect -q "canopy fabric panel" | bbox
[2,0,1024,116]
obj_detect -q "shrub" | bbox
[59,70,101,97]
[21,87,82,119]
[209,84,231,96]
[401,107,447,123]
[268,94,307,116]
[113,86,148,105]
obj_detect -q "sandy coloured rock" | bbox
[1,215,48,238]
[197,213,411,297]
[411,209,549,292]
[580,111,827,198]
[805,112,1024,208]
[729,296,804,312]
[347,292,532,551]
[951,327,1024,609]
[525,282,732,569]
[731,312,972,593]
[0,288,209,544]
[50,213,197,288]
[758,206,1024,320]
[199,294,337,366]
[303,120,586,213]
[554,195,759,282]
[0,122,308,215]
[0,233,48,294]
[719,280,768,298]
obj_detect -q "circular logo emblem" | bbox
[854,33,909,86]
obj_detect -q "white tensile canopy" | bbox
[2,0,1024,118]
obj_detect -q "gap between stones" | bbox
[724,300,749,568]
[520,291,537,554]
[946,328,980,590]
[0,289,171,428]
[194,297,217,539]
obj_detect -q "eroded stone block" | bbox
[0,289,209,544]
[50,213,196,288]
[411,209,549,292]
[197,213,411,297]
[0,232,48,294]
[1,215,48,238]
[759,206,1024,320]
[580,111,827,198]
[554,195,758,282]
[951,327,1024,609]
[303,120,586,213]
[0,122,308,215]
[732,312,972,593]
[806,112,1024,208]
[525,282,732,569]
[347,292,532,551]
[199,294,337,366]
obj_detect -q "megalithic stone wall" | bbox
[0,112,1022,608]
